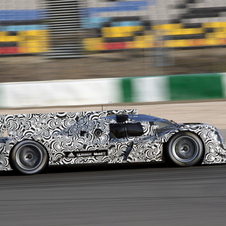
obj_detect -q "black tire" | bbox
[167,132,204,166]
[10,140,48,175]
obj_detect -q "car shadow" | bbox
[0,162,169,176]
[46,162,168,174]
[1,162,220,176]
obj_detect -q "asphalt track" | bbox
[0,130,225,226]
[1,102,226,226]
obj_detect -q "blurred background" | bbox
[1,0,226,108]
[0,0,226,82]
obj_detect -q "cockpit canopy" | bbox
[105,114,178,139]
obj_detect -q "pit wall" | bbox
[0,73,226,108]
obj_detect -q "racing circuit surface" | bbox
[1,101,226,226]
[1,160,226,226]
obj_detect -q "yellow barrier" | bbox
[102,26,142,38]
[0,30,49,54]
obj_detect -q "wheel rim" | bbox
[15,144,43,171]
[171,135,200,163]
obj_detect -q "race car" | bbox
[0,109,225,174]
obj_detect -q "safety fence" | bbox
[0,73,225,108]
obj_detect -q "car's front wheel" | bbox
[167,132,204,166]
[10,140,48,175]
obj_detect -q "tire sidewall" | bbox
[10,140,48,175]
[167,132,204,166]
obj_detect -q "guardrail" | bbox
[0,73,225,108]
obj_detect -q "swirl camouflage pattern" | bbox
[0,109,225,174]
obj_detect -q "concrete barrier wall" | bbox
[122,73,225,102]
[0,73,225,108]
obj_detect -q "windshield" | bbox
[103,114,178,125]
[154,120,176,130]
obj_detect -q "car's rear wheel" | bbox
[10,140,48,175]
[167,132,204,166]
